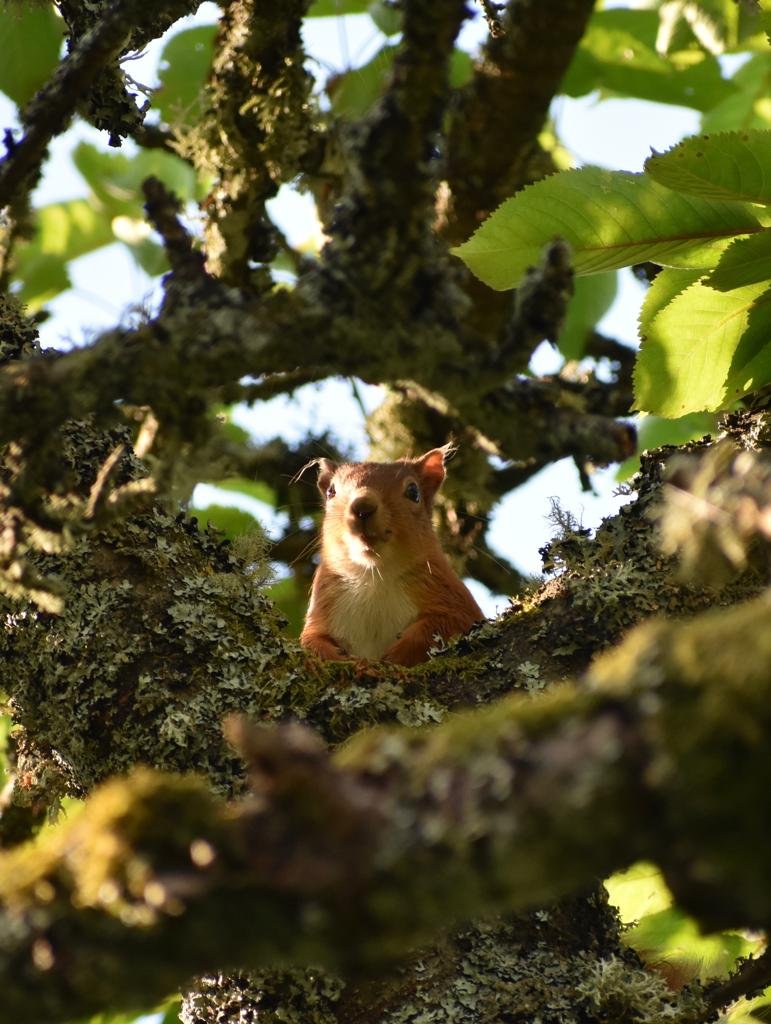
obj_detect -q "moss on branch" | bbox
[3,588,771,1021]
[195,0,318,285]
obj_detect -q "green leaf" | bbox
[267,576,307,637]
[702,54,771,134]
[214,477,278,508]
[73,142,198,215]
[645,129,771,204]
[604,862,672,924]
[615,411,717,481]
[558,271,618,360]
[368,0,401,36]
[128,238,169,278]
[562,9,733,111]
[723,286,771,405]
[155,25,217,127]
[14,254,70,310]
[14,199,115,309]
[0,2,63,107]
[627,907,754,982]
[706,229,771,290]
[328,45,396,117]
[307,0,370,15]
[192,504,259,540]
[449,48,473,89]
[656,0,738,56]
[452,167,766,291]
[634,273,771,415]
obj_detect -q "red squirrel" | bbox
[300,446,483,667]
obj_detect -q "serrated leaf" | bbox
[706,229,771,290]
[627,907,755,983]
[702,53,771,134]
[452,167,766,291]
[634,275,771,415]
[0,2,63,107]
[723,286,771,403]
[155,25,217,127]
[558,271,618,360]
[645,129,771,204]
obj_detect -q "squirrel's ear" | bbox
[414,445,452,502]
[317,459,338,496]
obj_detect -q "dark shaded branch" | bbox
[2,588,771,1021]
[142,177,205,280]
[316,0,469,321]
[445,0,597,245]
[57,0,199,144]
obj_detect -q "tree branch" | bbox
[2,587,771,1021]
[445,0,597,244]
[198,0,318,285]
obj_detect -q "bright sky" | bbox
[1,3,706,613]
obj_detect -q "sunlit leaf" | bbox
[628,906,756,983]
[155,25,217,127]
[449,48,473,89]
[368,0,401,37]
[634,273,771,415]
[645,129,771,204]
[0,2,63,107]
[558,271,618,360]
[706,228,771,290]
[615,411,717,481]
[604,862,673,923]
[702,54,771,134]
[128,238,169,278]
[215,477,278,508]
[14,199,114,309]
[562,8,733,110]
[73,142,199,215]
[267,575,307,636]
[452,167,766,290]
[192,504,260,540]
[328,45,397,117]
[307,0,370,15]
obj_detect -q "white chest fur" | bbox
[328,570,417,660]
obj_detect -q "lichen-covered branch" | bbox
[197,0,317,285]
[3,418,765,817]
[56,0,199,143]
[2,589,770,1022]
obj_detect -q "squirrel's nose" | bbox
[350,496,377,521]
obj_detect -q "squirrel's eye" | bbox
[326,484,336,500]
[405,481,420,503]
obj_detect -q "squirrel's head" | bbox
[315,445,452,576]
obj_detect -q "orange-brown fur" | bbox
[300,447,484,667]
